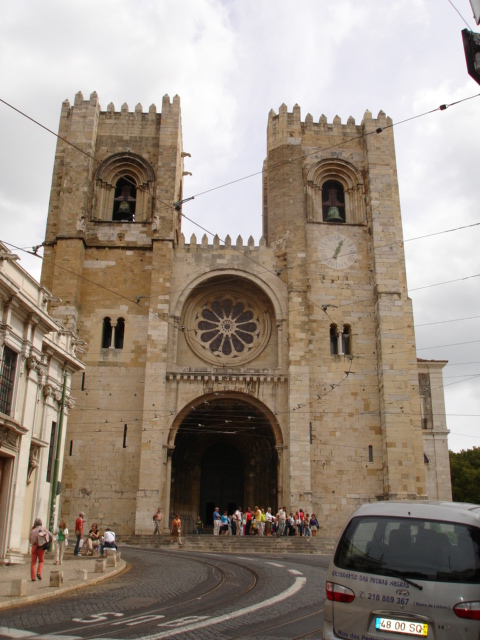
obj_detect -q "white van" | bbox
[324,501,480,639]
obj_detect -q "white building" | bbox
[0,243,84,564]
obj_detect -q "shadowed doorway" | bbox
[169,394,280,532]
[200,443,244,525]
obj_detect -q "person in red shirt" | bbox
[245,507,253,536]
[74,511,85,556]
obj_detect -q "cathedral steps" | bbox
[119,534,331,554]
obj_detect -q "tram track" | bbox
[240,608,324,639]
[0,548,326,640]
[33,549,260,639]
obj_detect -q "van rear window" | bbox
[334,516,480,584]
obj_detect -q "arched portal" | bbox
[169,394,281,532]
[200,443,244,525]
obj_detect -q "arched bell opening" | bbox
[169,394,281,533]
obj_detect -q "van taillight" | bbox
[453,602,480,620]
[326,581,355,603]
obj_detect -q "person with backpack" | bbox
[153,507,163,535]
[29,518,54,582]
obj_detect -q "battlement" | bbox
[267,103,392,141]
[177,232,268,253]
[61,91,181,118]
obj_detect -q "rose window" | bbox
[198,299,258,356]
[184,288,271,365]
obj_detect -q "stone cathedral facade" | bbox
[40,91,451,545]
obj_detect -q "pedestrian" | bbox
[288,512,296,536]
[195,515,204,534]
[272,515,278,536]
[265,507,274,536]
[260,508,266,536]
[221,510,229,535]
[74,511,85,556]
[29,518,54,581]
[153,507,163,535]
[213,507,221,536]
[86,522,101,555]
[295,511,302,536]
[254,506,262,535]
[277,506,287,536]
[304,513,311,537]
[171,513,182,545]
[234,506,243,536]
[53,519,68,565]
[310,513,320,537]
[100,526,117,556]
[299,508,305,536]
[245,507,252,536]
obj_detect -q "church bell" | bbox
[118,200,131,214]
[325,206,343,222]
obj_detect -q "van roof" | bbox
[349,501,480,527]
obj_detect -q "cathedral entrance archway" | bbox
[200,443,244,525]
[169,393,282,532]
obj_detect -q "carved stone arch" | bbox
[306,158,365,224]
[173,271,285,368]
[168,391,284,447]
[93,152,155,221]
[173,269,286,326]
[167,391,284,526]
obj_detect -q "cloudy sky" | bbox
[1,0,479,452]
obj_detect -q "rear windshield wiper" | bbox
[381,568,423,590]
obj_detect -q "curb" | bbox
[0,560,128,611]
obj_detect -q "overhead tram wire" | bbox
[0,94,480,342]
[188,93,480,200]
[4,236,477,373]
[6,234,475,370]
[3,98,479,422]
[294,221,480,274]
[446,0,472,29]
[0,98,175,220]
[27,219,480,307]
[2,94,480,326]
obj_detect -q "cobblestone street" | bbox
[0,548,329,639]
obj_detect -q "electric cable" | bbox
[2,95,479,445]
[446,0,472,28]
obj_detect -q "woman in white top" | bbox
[53,520,68,565]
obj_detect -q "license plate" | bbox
[375,617,428,636]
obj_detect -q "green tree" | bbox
[449,447,480,504]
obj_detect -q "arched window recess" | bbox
[306,158,365,225]
[94,153,155,222]
[330,323,353,356]
[341,324,352,356]
[113,176,136,221]
[101,317,125,350]
[322,180,345,223]
[330,324,339,355]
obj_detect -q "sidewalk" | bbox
[0,547,126,611]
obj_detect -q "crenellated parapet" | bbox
[267,103,392,145]
[177,232,266,252]
[63,90,180,120]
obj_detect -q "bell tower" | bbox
[40,92,186,533]
[41,91,184,332]
[263,105,427,514]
